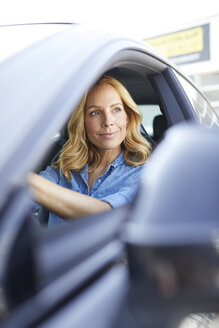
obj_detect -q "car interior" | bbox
[33,63,198,228]
[39,67,168,171]
[33,67,169,226]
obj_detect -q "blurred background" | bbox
[1,0,219,116]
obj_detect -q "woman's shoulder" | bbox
[116,158,145,180]
[124,157,146,171]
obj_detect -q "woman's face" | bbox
[84,83,128,153]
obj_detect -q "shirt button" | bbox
[98,179,101,183]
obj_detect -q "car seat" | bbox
[153,114,168,143]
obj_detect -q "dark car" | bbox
[0,23,218,328]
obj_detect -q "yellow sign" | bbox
[145,26,204,58]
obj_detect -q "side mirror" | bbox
[118,124,219,328]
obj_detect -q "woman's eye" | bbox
[90,111,99,116]
[114,107,121,112]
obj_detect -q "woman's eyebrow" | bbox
[86,105,102,110]
[110,103,123,107]
[86,103,123,111]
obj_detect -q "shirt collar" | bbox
[109,151,124,169]
[82,151,124,172]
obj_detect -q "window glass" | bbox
[138,104,162,135]
[175,72,219,127]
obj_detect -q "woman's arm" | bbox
[28,173,111,219]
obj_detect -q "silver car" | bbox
[0,23,218,328]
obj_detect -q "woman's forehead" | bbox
[86,83,122,105]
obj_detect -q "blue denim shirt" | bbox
[33,152,144,227]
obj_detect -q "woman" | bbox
[29,76,152,226]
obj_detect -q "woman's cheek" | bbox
[86,119,98,134]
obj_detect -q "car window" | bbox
[175,72,219,127]
[139,104,162,136]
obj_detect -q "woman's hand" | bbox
[28,172,111,219]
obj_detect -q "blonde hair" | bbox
[54,76,152,181]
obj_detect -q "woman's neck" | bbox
[90,147,122,172]
[88,147,122,192]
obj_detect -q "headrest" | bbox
[153,115,168,140]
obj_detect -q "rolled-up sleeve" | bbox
[101,187,136,208]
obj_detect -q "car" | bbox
[0,23,218,328]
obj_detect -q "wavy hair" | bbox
[54,76,152,181]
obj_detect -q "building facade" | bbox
[144,15,219,116]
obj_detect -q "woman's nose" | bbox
[102,112,114,127]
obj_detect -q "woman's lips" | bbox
[99,131,118,139]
